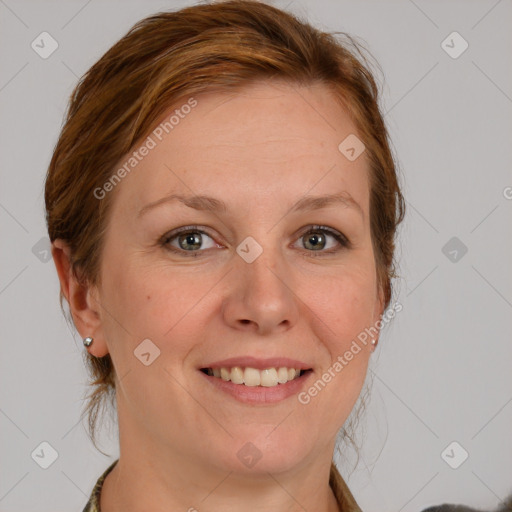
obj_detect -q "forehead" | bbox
[110,80,370,218]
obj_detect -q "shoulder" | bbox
[420,497,512,512]
[421,507,480,512]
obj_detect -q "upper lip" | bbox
[200,356,312,371]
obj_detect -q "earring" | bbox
[83,337,93,347]
[371,338,378,349]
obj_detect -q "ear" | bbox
[374,285,385,320]
[371,285,386,347]
[51,239,110,357]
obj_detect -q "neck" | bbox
[101,454,342,512]
[101,417,343,512]
[99,391,353,512]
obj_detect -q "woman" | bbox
[45,1,405,510]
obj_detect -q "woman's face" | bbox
[89,80,383,475]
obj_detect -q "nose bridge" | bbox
[238,235,287,301]
[223,231,298,333]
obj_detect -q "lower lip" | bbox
[199,370,313,405]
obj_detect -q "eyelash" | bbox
[159,225,351,258]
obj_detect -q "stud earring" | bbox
[83,337,93,347]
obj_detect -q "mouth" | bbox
[200,366,313,387]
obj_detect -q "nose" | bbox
[221,244,300,336]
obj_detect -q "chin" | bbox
[211,429,311,476]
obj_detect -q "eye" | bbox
[294,226,350,256]
[160,224,350,258]
[160,226,219,256]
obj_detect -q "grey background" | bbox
[1,0,511,510]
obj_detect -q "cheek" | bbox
[308,265,378,346]
[301,275,374,421]
[301,266,376,400]
[101,256,215,356]
[100,231,378,359]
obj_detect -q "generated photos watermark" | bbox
[298,300,403,405]
[93,97,198,200]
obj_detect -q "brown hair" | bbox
[45,0,405,508]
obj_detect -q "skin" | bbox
[52,80,384,512]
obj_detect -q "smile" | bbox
[200,366,311,387]
[199,366,314,404]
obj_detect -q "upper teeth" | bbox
[207,367,303,387]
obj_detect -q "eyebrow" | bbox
[137,192,364,219]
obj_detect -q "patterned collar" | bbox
[82,460,118,512]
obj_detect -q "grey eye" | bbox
[166,230,216,252]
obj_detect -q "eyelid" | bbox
[160,225,216,244]
[160,224,351,256]
[294,225,351,254]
